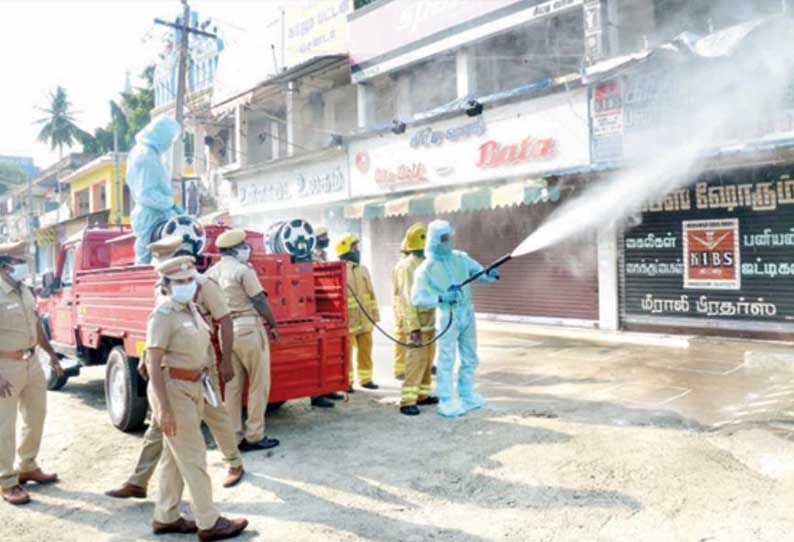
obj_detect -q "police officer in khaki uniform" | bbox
[106,237,244,501]
[207,229,280,452]
[144,256,248,539]
[0,240,62,505]
[337,234,380,392]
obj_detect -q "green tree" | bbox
[0,162,29,195]
[35,86,88,158]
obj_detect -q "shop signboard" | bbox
[591,61,794,164]
[348,89,590,197]
[623,169,794,327]
[349,0,583,83]
[232,154,349,213]
[286,0,352,67]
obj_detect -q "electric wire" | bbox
[345,283,454,349]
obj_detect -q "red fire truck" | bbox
[39,224,349,432]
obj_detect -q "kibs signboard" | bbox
[623,169,794,327]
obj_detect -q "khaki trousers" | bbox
[393,329,406,378]
[348,331,374,385]
[149,378,219,530]
[401,332,436,407]
[128,361,242,488]
[0,356,46,489]
[225,323,270,443]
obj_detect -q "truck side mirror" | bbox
[42,272,59,294]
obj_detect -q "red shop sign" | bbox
[476,136,556,168]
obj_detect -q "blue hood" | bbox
[426,219,453,260]
[135,115,181,154]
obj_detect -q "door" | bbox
[51,245,77,345]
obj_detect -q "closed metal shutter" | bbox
[369,204,598,321]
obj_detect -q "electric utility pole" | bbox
[154,1,217,212]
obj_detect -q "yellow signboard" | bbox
[285,0,352,67]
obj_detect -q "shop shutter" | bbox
[369,205,598,322]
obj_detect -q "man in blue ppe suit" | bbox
[126,115,186,264]
[411,220,500,417]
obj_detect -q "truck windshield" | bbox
[61,248,75,287]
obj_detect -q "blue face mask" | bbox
[10,263,28,282]
[171,281,197,304]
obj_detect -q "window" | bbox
[74,188,90,216]
[408,56,457,115]
[60,247,75,288]
[123,185,132,217]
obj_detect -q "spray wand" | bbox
[458,253,512,288]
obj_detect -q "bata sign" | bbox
[348,89,589,197]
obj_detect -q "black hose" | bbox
[346,285,454,348]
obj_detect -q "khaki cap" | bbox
[154,255,196,280]
[148,235,184,262]
[315,226,328,237]
[0,240,27,261]
[216,228,246,249]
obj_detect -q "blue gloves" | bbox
[439,285,461,305]
[172,204,186,215]
[487,269,501,280]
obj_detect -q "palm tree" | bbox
[35,86,86,159]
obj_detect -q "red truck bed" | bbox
[46,226,348,421]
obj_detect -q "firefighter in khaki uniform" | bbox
[393,224,439,415]
[0,240,62,505]
[207,229,280,452]
[106,237,244,501]
[144,256,248,540]
[391,254,408,380]
[337,234,380,391]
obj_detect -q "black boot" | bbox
[417,396,439,405]
[325,392,345,400]
[310,396,335,408]
[400,405,420,416]
[238,437,280,452]
[361,382,379,390]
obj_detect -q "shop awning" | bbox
[342,180,562,220]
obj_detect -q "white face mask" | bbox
[236,246,251,263]
[9,263,28,282]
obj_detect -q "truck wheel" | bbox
[105,347,148,432]
[267,401,286,413]
[37,349,68,391]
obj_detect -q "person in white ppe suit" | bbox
[411,220,500,417]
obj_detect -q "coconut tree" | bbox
[35,86,86,158]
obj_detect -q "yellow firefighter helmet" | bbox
[401,222,427,252]
[336,233,360,256]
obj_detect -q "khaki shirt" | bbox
[346,261,379,335]
[393,254,435,333]
[145,300,211,371]
[0,276,38,352]
[154,274,230,324]
[206,255,264,318]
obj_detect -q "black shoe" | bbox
[417,395,440,405]
[238,437,280,452]
[400,405,420,416]
[325,392,345,400]
[395,373,405,381]
[361,382,380,390]
[431,366,437,376]
[311,396,335,408]
[348,385,355,393]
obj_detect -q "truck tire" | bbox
[267,401,286,413]
[37,349,69,391]
[105,347,148,432]
[37,316,68,391]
